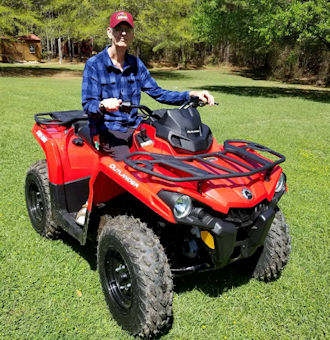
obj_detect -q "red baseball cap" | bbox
[110,11,134,28]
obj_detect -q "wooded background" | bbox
[0,0,329,85]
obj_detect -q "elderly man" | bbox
[82,10,214,161]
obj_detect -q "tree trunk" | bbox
[78,43,82,62]
[71,39,74,60]
[68,37,72,62]
[50,38,53,59]
[51,38,56,58]
[181,46,186,67]
[58,37,62,64]
[46,32,50,61]
[224,44,230,63]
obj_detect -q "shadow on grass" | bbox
[0,65,190,81]
[150,70,191,80]
[192,85,330,104]
[61,232,97,271]
[0,65,83,77]
[174,260,254,297]
[59,229,254,297]
[233,68,268,81]
[57,195,255,312]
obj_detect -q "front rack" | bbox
[124,140,285,185]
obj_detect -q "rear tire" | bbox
[253,209,291,281]
[97,215,173,337]
[25,160,60,238]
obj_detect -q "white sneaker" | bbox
[76,203,88,226]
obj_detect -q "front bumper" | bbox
[211,206,275,267]
[159,189,284,269]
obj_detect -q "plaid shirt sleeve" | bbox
[138,59,190,105]
[81,61,102,115]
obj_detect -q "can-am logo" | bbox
[109,163,139,188]
[242,188,253,200]
[186,129,200,134]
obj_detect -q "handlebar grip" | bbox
[119,102,132,113]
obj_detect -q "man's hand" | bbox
[189,90,215,106]
[99,98,122,112]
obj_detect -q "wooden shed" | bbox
[0,34,42,62]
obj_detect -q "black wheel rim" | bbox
[28,182,44,225]
[105,249,132,310]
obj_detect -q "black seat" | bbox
[51,110,87,124]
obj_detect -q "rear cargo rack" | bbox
[124,140,285,186]
[35,110,88,127]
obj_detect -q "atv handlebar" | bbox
[119,102,153,116]
[118,96,218,117]
[179,96,219,109]
[34,97,218,126]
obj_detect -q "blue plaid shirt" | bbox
[82,46,190,133]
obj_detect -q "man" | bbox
[82,10,214,161]
[77,10,215,225]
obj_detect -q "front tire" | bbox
[97,215,173,337]
[253,209,291,281]
[25,160,60,238]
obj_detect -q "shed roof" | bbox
[17,34,41,41]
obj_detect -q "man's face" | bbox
[107,23,134,48]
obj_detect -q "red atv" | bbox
[25,98,291,337]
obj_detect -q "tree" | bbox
[193,0,330,50]
[0,0,39,36]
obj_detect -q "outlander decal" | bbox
[109,163,139,188]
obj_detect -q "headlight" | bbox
[173,195,192,219]
[275,173,286,193]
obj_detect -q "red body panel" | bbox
[33,124,99,184]
[32,121,282,223]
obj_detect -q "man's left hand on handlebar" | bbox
[189,90,215,106]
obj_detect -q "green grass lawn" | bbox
[0,64,329,339]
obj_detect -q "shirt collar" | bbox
[103,46,136,73]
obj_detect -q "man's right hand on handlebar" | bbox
[99,98,122,112]
[189,90,214,106]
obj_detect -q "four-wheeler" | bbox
[25,97,291,337]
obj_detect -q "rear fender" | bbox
[32,124,64,184]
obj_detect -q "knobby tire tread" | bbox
[25,160,60,239]
[253,209,291,281]
[97,215,173,338]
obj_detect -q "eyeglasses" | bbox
[112,26,134,33]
